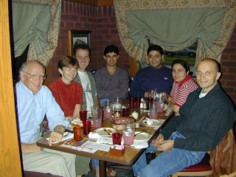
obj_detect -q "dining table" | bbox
[37,107,173,177]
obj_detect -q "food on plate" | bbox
[111,117,134,125]
[111,117,134,130]
[94,127,116,136]
[69,118,83,128]
[139,118,162,128]
[105,128,113,135]
[131,111,139,120]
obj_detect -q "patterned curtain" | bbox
[114,0,236,65]
[13,0,61,66]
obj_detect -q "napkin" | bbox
[88,132,101,139]
[132,140,149,149]
[97,137,113,144]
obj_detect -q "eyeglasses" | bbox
[23,71,47,80]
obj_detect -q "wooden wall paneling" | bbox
[0,1,22,177]
[64,0,113,6]
[128,57,139,78]
[97,0,113,6]
[64,0,97,6]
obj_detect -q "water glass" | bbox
[149,101,158,119]
[91,106,102,128]
[123,123,135,146]
[103,101,113,119]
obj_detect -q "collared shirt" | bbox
[170,75,198,106]
[16,81,69,143]
[95,67,129,100]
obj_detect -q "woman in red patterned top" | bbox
[169,59,198,116]
[49,56,83,119]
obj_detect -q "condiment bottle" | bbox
[73,125,83,141]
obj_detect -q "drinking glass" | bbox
[112,132,123,145]
[80,110,87,125]
[91,106,102,128]
[123,123,135,146]
[103,101,113,119]
[149,100,158,119]
[84,120,91,135]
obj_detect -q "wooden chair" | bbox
[172,153,213,177]
[172,129,236,177]
[220,171,236,177]
[24,171,62,177]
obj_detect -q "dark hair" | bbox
[74,43,91,57]
[171,59,190,73]
[104,44,119,56]
[147,44,164,55]
[199,58,221,72]
[58,56,78,69]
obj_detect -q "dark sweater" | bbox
[129,66,173,97]
[161,83,236,151]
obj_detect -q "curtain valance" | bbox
[13,0,61,65]
[114,0,236,64]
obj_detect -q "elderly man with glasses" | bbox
[15,60,76,177]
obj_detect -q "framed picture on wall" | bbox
[68,30,90,56]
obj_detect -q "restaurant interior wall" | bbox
[48,0,130,84]
[48,1,236,104]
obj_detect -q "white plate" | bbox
[134,132,151,141]
[94,127,116,136]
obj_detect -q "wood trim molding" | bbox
[0,1,22,176]
[64,0,113,6]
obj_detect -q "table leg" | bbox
[99,160,107,177]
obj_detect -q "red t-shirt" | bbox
[49,78,83,117]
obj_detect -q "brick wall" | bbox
[48,1,129,83]
[220,26,236,104]
[48,1,236,104]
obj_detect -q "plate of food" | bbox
[94,127,116,136]
[134,132,151,141]
[139,118,164,129]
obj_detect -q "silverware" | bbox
[103,128,112,135]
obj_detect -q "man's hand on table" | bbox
[21,143,42,153]
[48,125,65,146]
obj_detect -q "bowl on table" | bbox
[111,117,135,130]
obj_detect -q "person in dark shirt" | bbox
[133,58,236,177]
[129,44,173,98]
[95,44,129,105]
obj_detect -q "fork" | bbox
[103,128,112,135]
